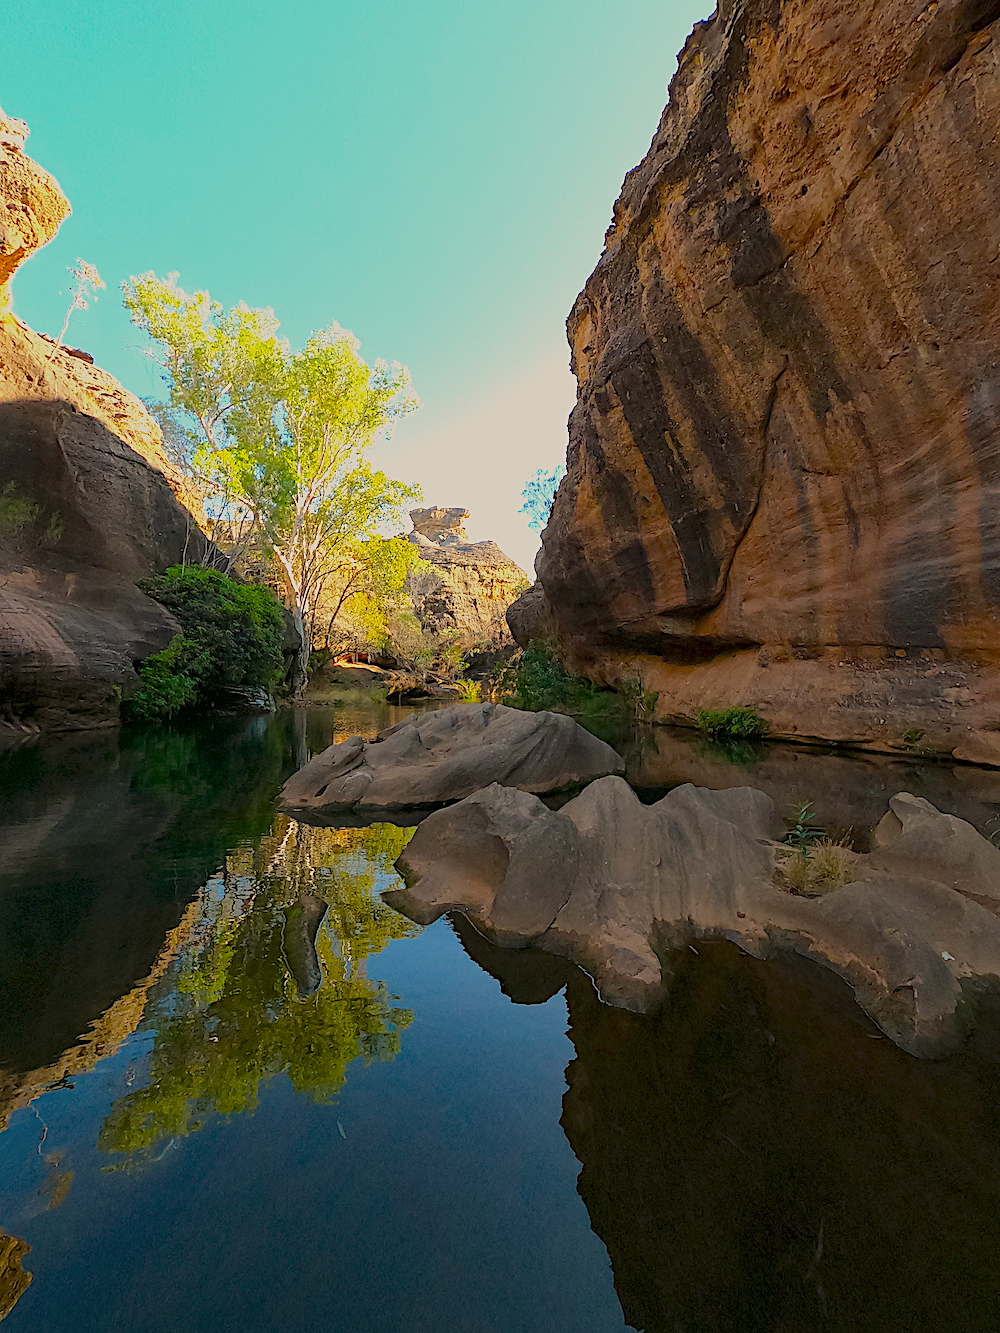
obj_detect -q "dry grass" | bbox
[775,838,856,897]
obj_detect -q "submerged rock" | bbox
[277,702,624,814]
[387,778,1000,1056]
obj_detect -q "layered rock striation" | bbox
[525,0,1000,760]
[407,507,526,650]
[0,105,210,730]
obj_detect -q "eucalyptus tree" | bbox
[123,273,419,692]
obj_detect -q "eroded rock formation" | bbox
[407,507,526,650]
[524,0,1000,760]
[278,701,624,815]
[0,105,209,730]
[389,777,1000,1056]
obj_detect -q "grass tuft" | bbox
[775,837,855,897]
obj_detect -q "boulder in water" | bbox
[278,702,624,814]
[387,777,1000,1057]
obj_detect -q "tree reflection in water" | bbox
[99,819,418,1163]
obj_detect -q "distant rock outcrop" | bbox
[389,779,1000,1057]
[0,105,210,730]
[521,0,1000,761]
[407,507,526,650]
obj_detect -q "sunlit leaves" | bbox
[122,274,422,682]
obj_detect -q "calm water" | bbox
[1,704,1000,1331]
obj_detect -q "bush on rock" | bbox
[125,566,285,720]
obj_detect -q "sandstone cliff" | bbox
[407,507,526,650]
[525,0,1000,762]
[0,106,209,730]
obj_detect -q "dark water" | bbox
[1,705,1000,1331]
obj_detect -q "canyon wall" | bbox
[0,106,209,730]
[527,0,1000,761]
[408,506,527,650]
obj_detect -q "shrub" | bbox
[124,636,203,720]
[493,641,621,717]
[454,679,481,702]
[695,706,768,740]
[776,838,854,897]
[124,566,285,720]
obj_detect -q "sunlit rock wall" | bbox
[408,507,527,650]
[0,105,210,730]
[531,0,1000,761]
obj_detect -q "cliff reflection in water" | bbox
[455,918,1000,1333]
[0,717,291,1083]
[99,818,417,1163]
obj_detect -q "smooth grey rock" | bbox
[278,702,624,814]
[387,778,1000,1057]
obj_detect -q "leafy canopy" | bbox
[520,465,566,533]
[123,274,421,685]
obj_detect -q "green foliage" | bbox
[454,678,481,702]
[494,640,621,717]
[122,273,420,690]
[325,535,429,656]
[124,566,285,720]
[124,636,203,720]
[519,465,565,533]
[0,485,40,537]
[0,485,64,547]
[386,617,469,685]
[99,819,418,1162]
[616,677,659,722]
[695,707,768,740]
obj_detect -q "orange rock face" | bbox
[0,106,210,730]
[533,0,1000,758]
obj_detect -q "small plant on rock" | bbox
[784,800,825,849]
[776,837,855,897]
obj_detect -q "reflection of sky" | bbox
[5,0,712,574]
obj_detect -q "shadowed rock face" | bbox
[529,0,1000,759]
[388,776,1000,1056]
[407,507,527,650]
[0,105,210,730]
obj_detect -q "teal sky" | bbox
[5,0,710,571]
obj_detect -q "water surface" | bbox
[1,703,999,1331]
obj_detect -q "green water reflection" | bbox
[99,819,418,1164]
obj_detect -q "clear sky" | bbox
[5,0,711,572]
